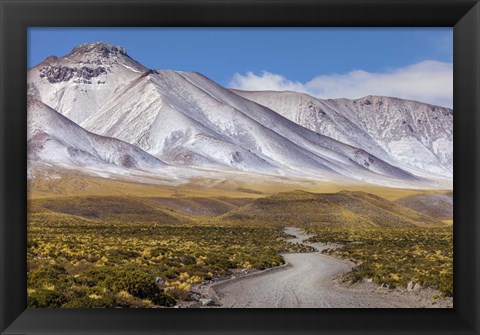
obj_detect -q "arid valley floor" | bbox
[27,171,453,308]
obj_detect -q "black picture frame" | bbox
[1,0,479,334]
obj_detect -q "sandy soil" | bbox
[210,227,452,308]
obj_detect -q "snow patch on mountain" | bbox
[27,97,166,171]
[233,90,452,178]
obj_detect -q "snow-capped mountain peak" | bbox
[27,42,146,124]
[68,42,128,59]
[27,43,453,188]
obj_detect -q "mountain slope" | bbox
[395,192,453,219]
[30,195,184,224]
[28,97,166,170]
[81,67,417,184]
[215,190,441,227]
[232,90,453,178]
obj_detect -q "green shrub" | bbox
[438,272,453,297]
[28,290,67,308]
[28,264,73,290]
[62,296,116,308]
[112,271,175,306]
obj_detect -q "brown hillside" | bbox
[30,196,185,224]
[215,190,441,227]
[395,192,453,219]
[140,197,253,218]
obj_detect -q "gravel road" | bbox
[213,227,440,308]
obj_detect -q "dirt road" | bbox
[213,227,436,308]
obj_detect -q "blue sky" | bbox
[28,28,453,107]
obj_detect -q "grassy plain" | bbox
[27,197,310,307]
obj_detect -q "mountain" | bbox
[80,69,418,184]
[214,190,441,227]
[232,90,453,178]
[27,42,453,188]
[27,97,166,171]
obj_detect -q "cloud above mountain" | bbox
[229,60,453,108]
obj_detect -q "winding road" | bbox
[212,227,425,308]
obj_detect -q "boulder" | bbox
[407,280,414,291]
[187,291,201,302]
[199,298,215,306]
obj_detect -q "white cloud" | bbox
[229,60,453,108]
[230,71,307,93]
